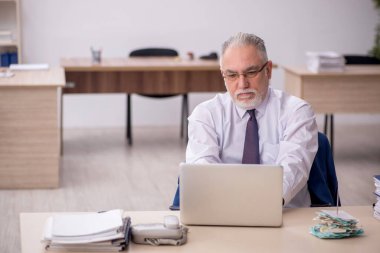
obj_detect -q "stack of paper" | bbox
[374,175,380,220]
[42,209,131,252]
[9,63,49,70]
[310,210,364,239]
[306,51,345,73]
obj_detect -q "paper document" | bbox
[373,175,380,220]
[305,51,345,73]
[9,63,49,70]
[52,209,123,237]
[42,210,131,251]
[320,210,356,221]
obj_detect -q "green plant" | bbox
[374,0,380,8]
[370,0,380,59]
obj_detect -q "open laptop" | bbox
[179,163,283,227]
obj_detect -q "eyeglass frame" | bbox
[221,61,269,82]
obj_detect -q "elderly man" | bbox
[186,32,318,207]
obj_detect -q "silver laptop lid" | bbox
[180,163,283,227]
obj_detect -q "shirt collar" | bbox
[255,87,270,117]
[235,87,271,119]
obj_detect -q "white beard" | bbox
[228,88,264,110]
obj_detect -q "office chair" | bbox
[308,132,340,207]
[323,55,380,153]
[344,55,380,65]
[127,48,189,145]
[170,132,339,210]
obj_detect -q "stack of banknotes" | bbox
[310,210,364,239]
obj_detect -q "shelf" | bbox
[0,0,21,63]
[0,41,18,46]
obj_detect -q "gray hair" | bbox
[221,32,268,61]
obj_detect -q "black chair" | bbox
[170,132,339,210]
[323,55,380,154]
[127,48,189,145]
[344,55,380,65]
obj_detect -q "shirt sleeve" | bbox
[186,105,222,164]
[277,102,318,206]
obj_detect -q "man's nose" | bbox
[237,74,249,88]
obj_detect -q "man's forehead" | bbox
[221,45,263,70]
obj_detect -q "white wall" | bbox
[20,0,380,128]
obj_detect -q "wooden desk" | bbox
[283,66,380,113]
[20,206,379,253]
[60,57,226,149]
[61,58,225,94]
[0,68,65,188]
[284,66,380,149]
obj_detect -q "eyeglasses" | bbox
[222,61,268,82]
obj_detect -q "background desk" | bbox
[20,206,379,253]
[61,58,225,94]
[0,68,65,188]
[284,66,380,149]
[60,57,225,150]
[283,66,380,113]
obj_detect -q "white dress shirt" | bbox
[186,87,318,207]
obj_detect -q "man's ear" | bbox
[266,60,273,79]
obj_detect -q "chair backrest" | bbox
[170,178,180,210]
[344,55,380,65]
[129,48,178,57]
[307,132,339,207]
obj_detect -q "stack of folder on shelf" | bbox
[310,210,364,239]
[306,51,345,73]
[41,209,131,252]
[0,52,17,67]
[374,175,380,220]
